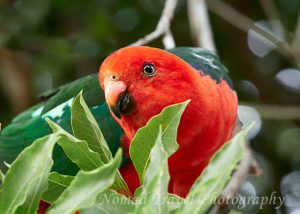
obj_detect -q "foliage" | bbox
[0,134,60,214]
[0,92,251,213]
[42,172,74,204]
[129,100,190,184]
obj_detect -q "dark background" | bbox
[0,0,300,213]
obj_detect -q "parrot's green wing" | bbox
[167,47,233,88]
[0,73,123,175]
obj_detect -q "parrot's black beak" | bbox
[109,89,135,119]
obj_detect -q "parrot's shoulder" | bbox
[38,73,104,114]
[167,47,233,88]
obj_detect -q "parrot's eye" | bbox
[143,63,156,76]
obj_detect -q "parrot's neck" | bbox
[117,77,237,197]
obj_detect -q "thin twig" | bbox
[291,12,300,69]
[210,150,261,213]
[240,103,300,120]
[162,29,176,49]
[187,0,216,52]
[207,0,294,61]
[293,11,300,47]
[130,0,177,49]
[258,0,287,41]
[217,144,261,203]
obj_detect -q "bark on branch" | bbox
[209,120,262,214]
[130,0,177,49]
[187,0,216,52]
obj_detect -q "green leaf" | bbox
[42,172,74,204]
[228,210,242,214]
[176,123,254,214]
[4,162,11,169]
[167,194,184,213]
[0,134,60,214]
[71,91,112,164]
[46,118,103,171]
[46,149,123,214]
[134,186,143,198]
[81,189,135,214]
[69,92,130,195]
[129,100,190,184]
[0,169,4,183]
[135,126,170,214]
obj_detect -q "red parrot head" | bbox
[98,46,202,139]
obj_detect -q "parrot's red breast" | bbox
[99,46,238,197]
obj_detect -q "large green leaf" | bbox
[46,118,103,171]
[46,149,122,214]
[42,172,74,204]
[167,194,184,213]
[135,126,170,214]
[81,189,135,214]
[70,92,130,195]
[71,91,112,164]
[175,123,254,214]
[47,118,130,196]
[0,134,60,214]
[129,100,189,184]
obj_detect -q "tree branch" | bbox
[209,120,262,214]
[0,48,32,113]
[210,151,261,214]
[291,12,300,69]
[187,0,216,52]
[258,0,287,40]
[293,11,300,47]
[210,103,300,212]
[207,0,294,61]
[130,0,177,49]
[240,103,300,120]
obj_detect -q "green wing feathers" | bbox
[0,74,123,175]
[167,47,233,88]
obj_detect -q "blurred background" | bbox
[0,0,299,213]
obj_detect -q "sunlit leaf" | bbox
[46,118,103,171]
[46,149,122,214]
[70,92,130,195]
[175,123,254,214]
[134,186,143,198]
[167,194,184,213]
[135,126,170,214]
[0,134,60,214]
[42,172,74,204]
[0,169,4,183]
[129,100,190,184]
[81,189,135,214]
[71,91,112,163]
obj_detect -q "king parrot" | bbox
[0,46,237,198]
[99,46,237,197]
